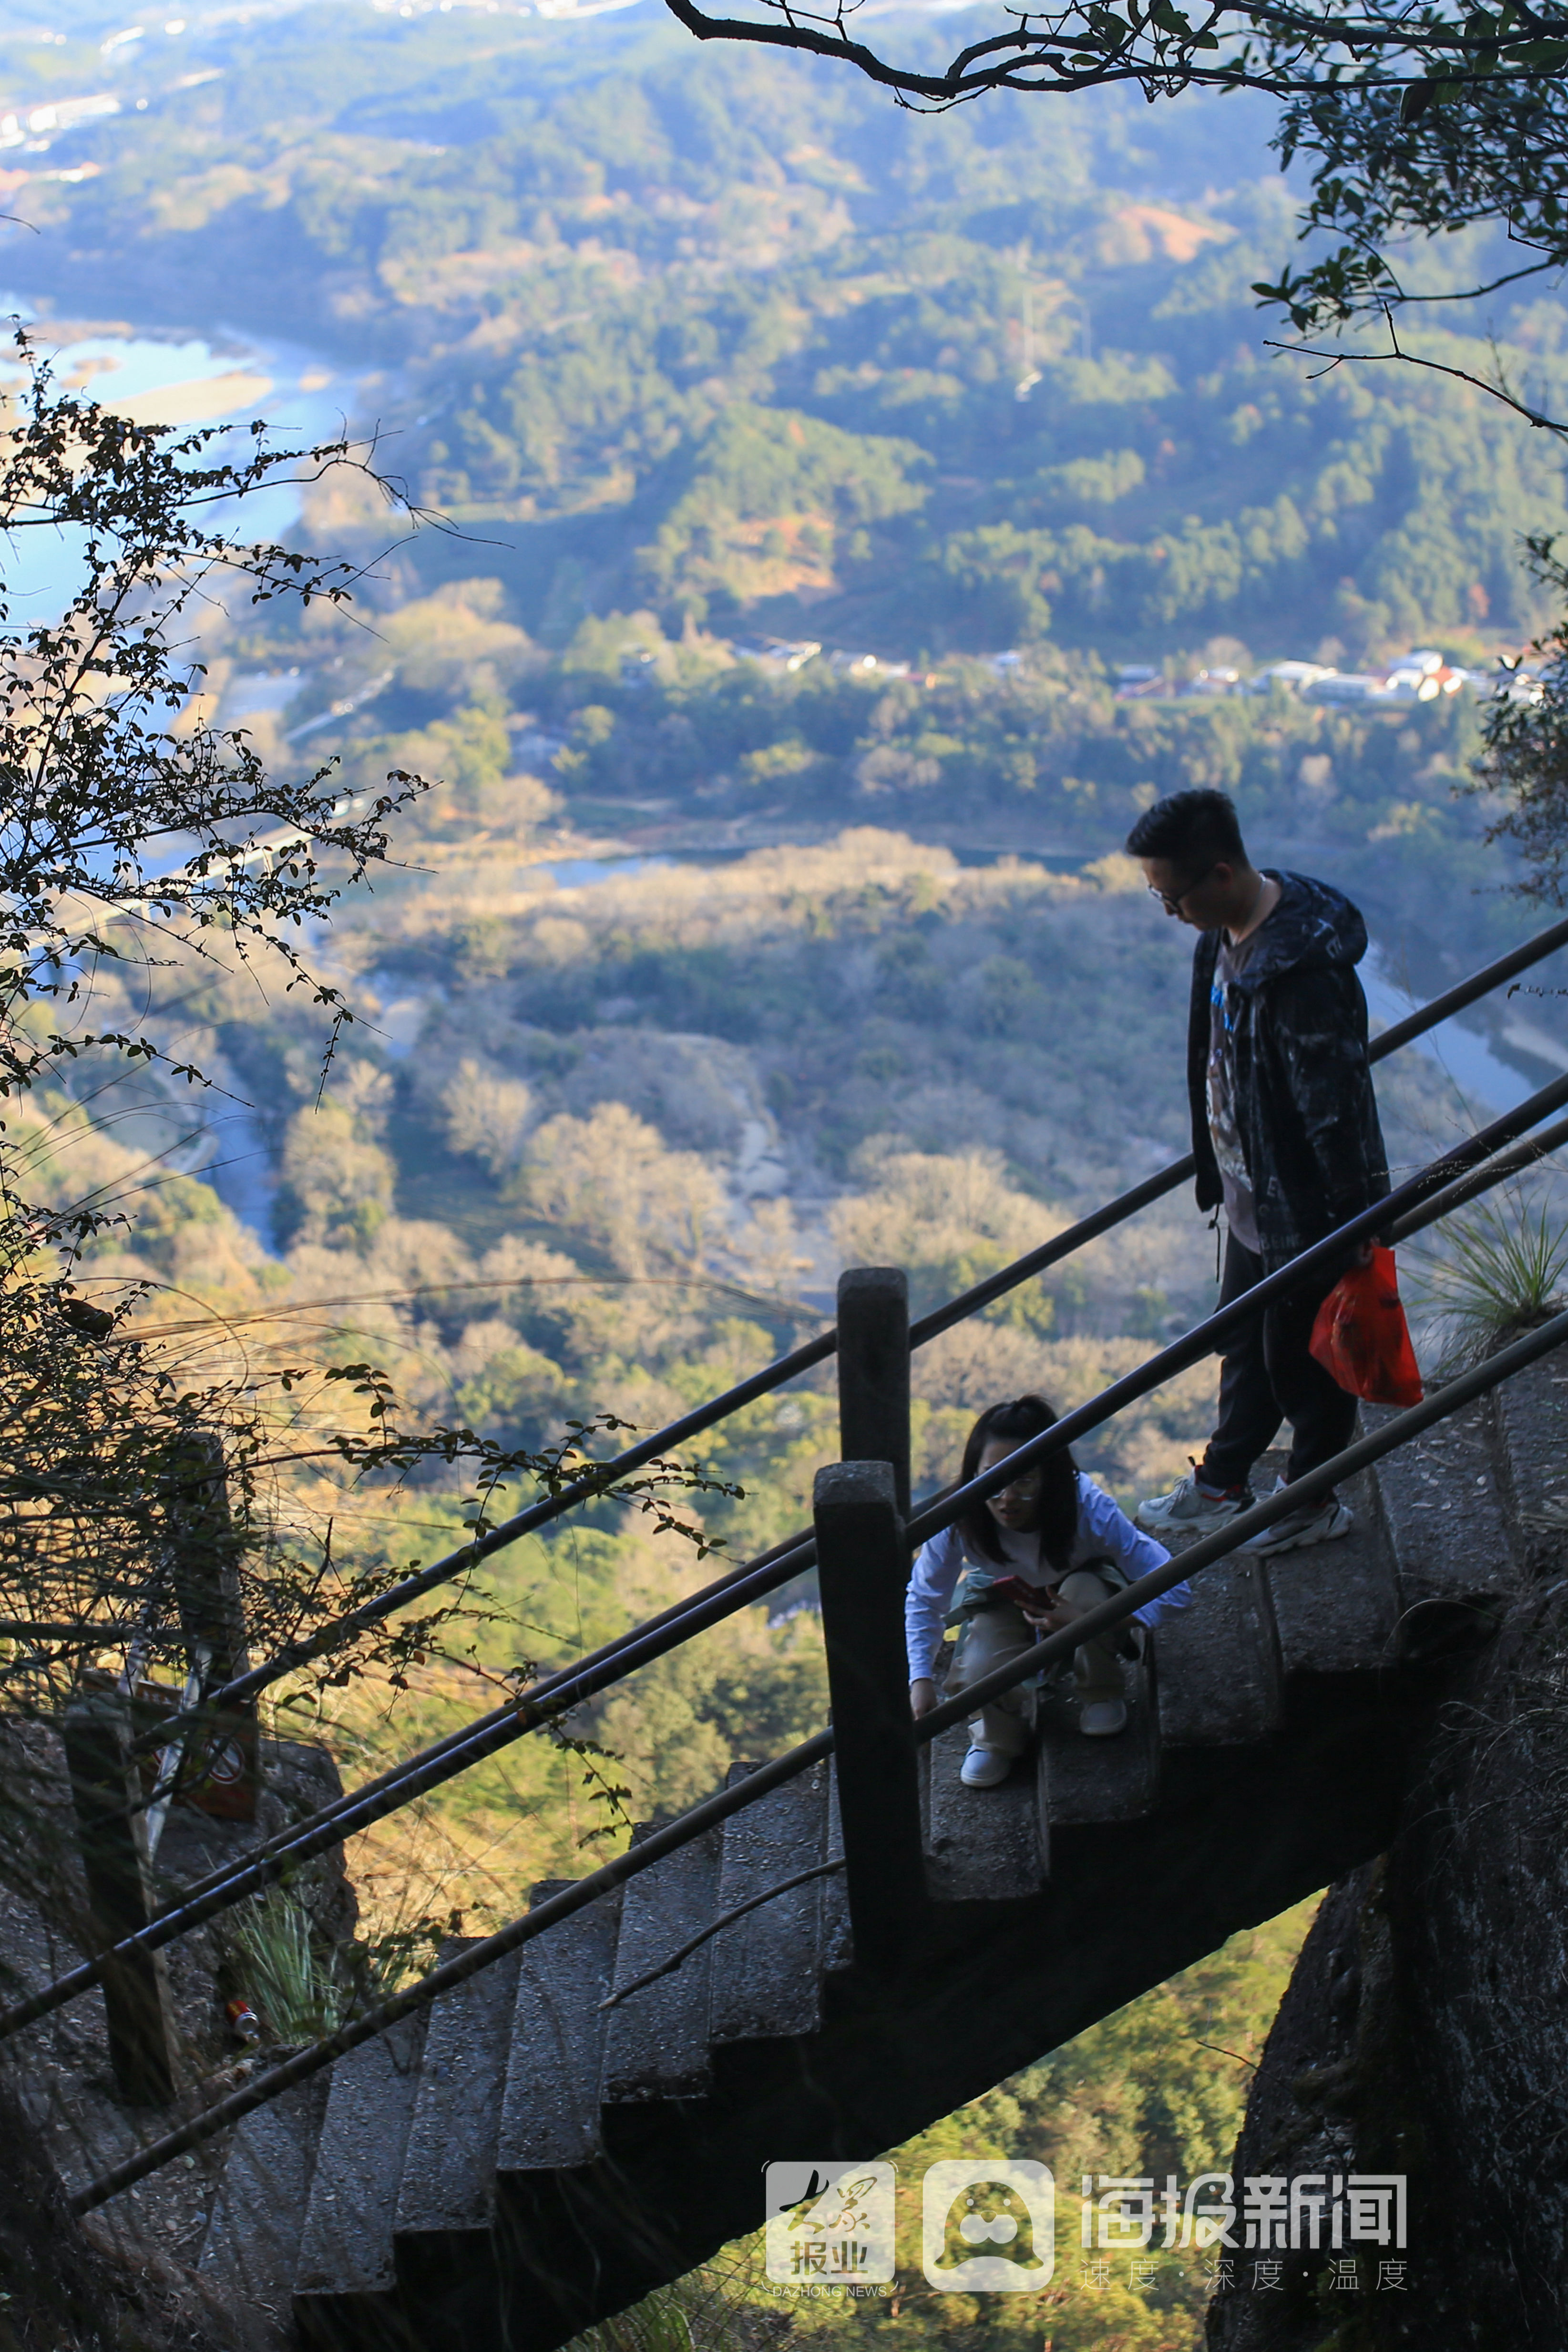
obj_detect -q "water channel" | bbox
[0,303,368,618]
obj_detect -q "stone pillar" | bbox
[813,1460,926,1974]
[165,1431,256,1820]
[62,1691,179,2105]
[836,1266,910,1516]
[166,1431,248,1687]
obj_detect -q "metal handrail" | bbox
[907,1071,1568,1546]
[126,1106,1568,1946]
[125,1155,1190,1762]
[130,910,1568,1756]
[70,1300,1568,2216]
[11,1066,1567,2049]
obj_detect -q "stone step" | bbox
[1151,1558,1281,1747]
[197,2076,330,2346]
[496,1881,619,2175]
[395,1941,518,2239]
[924,1721,1048,1899]
[709,1760,828,2044]
[1367,1398,1515,1634]
[600,1825,722,2103]
[292,2014,426,2345]
[391,1941,520,2341]
[1487,1336,1568,1579]
[1258,1463,1400,1679]
[202,1323,1567,2352]
[1035,1647,1159,1828]
[492,1881,622,2352]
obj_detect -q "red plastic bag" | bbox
[1309,1245,1424,1407]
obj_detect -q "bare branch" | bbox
[1265,306,1568,436]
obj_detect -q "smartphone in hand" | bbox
[984,1573,1055,1614]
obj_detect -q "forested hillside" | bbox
[10,2,1568,665]
[3,11,1566,2346]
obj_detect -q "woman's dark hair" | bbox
[958,1394,1079,1571]
[1125,787,1246,871]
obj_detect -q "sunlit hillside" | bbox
[10,5,1568,665]
[2,12,1565,2346]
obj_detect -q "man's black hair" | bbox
[1125,788,1247,870]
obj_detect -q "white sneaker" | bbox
[1078,1697,1128,1738]
[960,1745,1014,1788]
[1245,1492,1354,1557]
[1136,1464,1252,1537]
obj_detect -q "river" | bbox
[0,304,368,617]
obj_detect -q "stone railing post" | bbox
[167,1431,249,1690]
[813,1460,926,1973]
[62,1690,180,2105]
[164,1431,257,1822]
[836,1266,910,1516]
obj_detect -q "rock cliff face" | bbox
[1209,1348,1568,2352]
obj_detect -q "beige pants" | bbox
[948,1571,1126,1757]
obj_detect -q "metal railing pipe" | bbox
[905,1068,1568,1552]
[0,1530,814,2044]
[1384,1111,1568,1243]
[14,1066,1568,2048]
[70,1300,1568,2217]
[919,1306,1567,1733]
[151,1527,816,1910]
[132,912,1568,1751]
[1361,913,1568,1061]
[133,1156,1191,1755]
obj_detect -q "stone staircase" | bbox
[195,1352,1563,2352]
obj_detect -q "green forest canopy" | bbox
[2,21,1564,2347]
[9,7,1568,665]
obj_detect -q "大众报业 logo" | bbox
[763,2163,896,2284]
[922,2160,1055,2290]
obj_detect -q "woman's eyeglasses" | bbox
[989,1471,1044,1500]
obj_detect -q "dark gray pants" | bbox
[1198,1233,1357,1494]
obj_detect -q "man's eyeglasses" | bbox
[1147,862,1216,915]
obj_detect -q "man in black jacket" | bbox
[1127,788,1390,1556]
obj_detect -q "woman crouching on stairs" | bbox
[907,1395,1191,1788]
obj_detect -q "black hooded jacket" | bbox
[1187,871,1390,1270]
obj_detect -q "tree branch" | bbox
[658,0,1568,108]
[1265,305,1568,436]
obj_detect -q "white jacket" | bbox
[904,1474,1190,1683]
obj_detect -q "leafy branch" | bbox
[0,330,437,1114]
[656,0,1568,359]
[1464,532,1568,902]
[658,0,1568,110]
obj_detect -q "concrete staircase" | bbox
[197,1355,1564,2352]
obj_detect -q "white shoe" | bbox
[1136,1465,1252,1537]
[960,1745,1014,1788]
[1078,1697,1128,1737]
[1244,1490,1354,1557]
